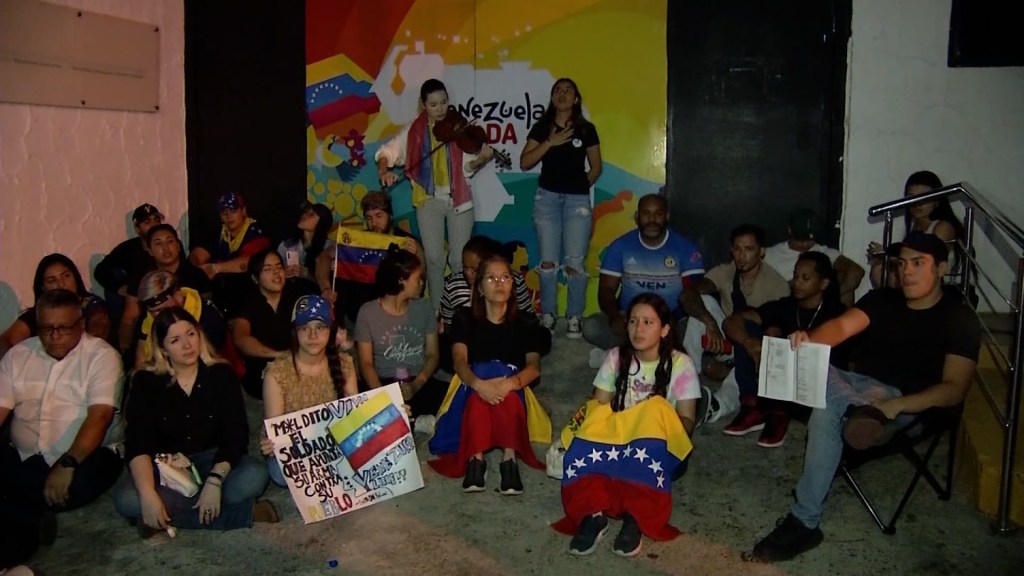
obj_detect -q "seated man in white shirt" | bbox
[764,209,864,306]
[0,289,124,547]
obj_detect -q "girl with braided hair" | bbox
[594,293,700,423]
[562,293,698,556]
[259,295,357,486]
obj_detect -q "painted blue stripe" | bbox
[339,404,402,455]
[305,74,372,110]
[561,437,681,492]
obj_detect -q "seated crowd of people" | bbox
[0,167,980,567]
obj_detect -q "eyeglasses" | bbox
[298,323,330,336]
[484,274,512,285]
[38,321,81,337]
[143,287,177,310]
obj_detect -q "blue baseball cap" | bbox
[216,191,245,212]
[292,295,332,327]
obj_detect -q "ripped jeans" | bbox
[532,187,592,318]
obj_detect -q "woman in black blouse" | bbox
[112,307,277,534]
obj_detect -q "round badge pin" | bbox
[572,138,583,148]
[664,256,676,268]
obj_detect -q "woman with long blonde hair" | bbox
[112,307,277,536]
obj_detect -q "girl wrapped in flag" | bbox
[552,293,699,557]
[428,255,552,495]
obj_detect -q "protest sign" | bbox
[264,384,423,523]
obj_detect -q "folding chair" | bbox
[837,406,961,535]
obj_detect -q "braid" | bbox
[653,337,673,399]
[611,344,635,412]
[326,328,346,398]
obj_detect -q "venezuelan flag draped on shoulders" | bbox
[428,360,551,476]
[551,397,693,541]
[332,227,407,284]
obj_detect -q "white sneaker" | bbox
[414,414,436,437]
[540,313,556,333]
[588,347,607,369]
[566,316,582,339]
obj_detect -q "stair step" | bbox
[957,345,1024,525]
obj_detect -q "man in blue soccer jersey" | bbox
[582,193,704,364]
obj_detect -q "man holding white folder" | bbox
[747,231,980,562]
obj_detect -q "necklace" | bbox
[796,299,824,331]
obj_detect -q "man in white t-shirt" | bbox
[0,289,124,549]
[764,209,864,306]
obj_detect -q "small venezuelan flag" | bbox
[333,227,406,284]
[329,391,410,472]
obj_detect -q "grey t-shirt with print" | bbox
[354,298,436,380]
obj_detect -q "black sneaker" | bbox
[612,514,643,557]
[569,514,609,556]
[499,459,524,495]
[462,458,486,493]
[747,514,824,562]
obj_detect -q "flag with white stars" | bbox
[552,396,693,541]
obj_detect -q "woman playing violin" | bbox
[375,79,495,315]
[519,78,602,340]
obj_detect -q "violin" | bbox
[432,108,512,169]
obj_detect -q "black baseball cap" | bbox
[885,231,949,263]
[132,204,163,224]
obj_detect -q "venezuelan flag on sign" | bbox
[329,391,410,472]
[551,397,692,541]
[333,227,406,284]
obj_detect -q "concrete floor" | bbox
[25,328,1024,575]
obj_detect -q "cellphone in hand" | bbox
[286,250,299,267]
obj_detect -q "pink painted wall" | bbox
[0,0,186,327]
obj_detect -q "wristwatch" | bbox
[57,454,79,469]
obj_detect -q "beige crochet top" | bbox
[265,356,338,414]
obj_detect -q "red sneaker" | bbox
[757,413,790,448]
[723,406,765,436]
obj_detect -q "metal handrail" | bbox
[869,180,1023,535]
[869,182,1024,249]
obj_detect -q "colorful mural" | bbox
[305,0,666,313]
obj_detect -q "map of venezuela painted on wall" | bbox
[305,0,667,313]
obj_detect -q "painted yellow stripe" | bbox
[306,53,370,86]
[329,391,393,444]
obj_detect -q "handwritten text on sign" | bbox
[264,384,423,523]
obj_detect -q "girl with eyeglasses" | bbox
[260,295,357,486]
[428,255,552,496]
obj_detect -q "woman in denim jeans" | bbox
[520,78,602,338]
[112,307,277,535]
[375,79,495,314]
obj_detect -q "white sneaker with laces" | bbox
[566,316,582,339]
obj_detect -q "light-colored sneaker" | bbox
[566,316,582,339]
[588,347,607,369]
[414,414,436,437]
[540,313,556,333]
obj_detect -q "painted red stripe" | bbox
[335,262,378,284]
[347,417,410,471]
[309,95,380,128]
